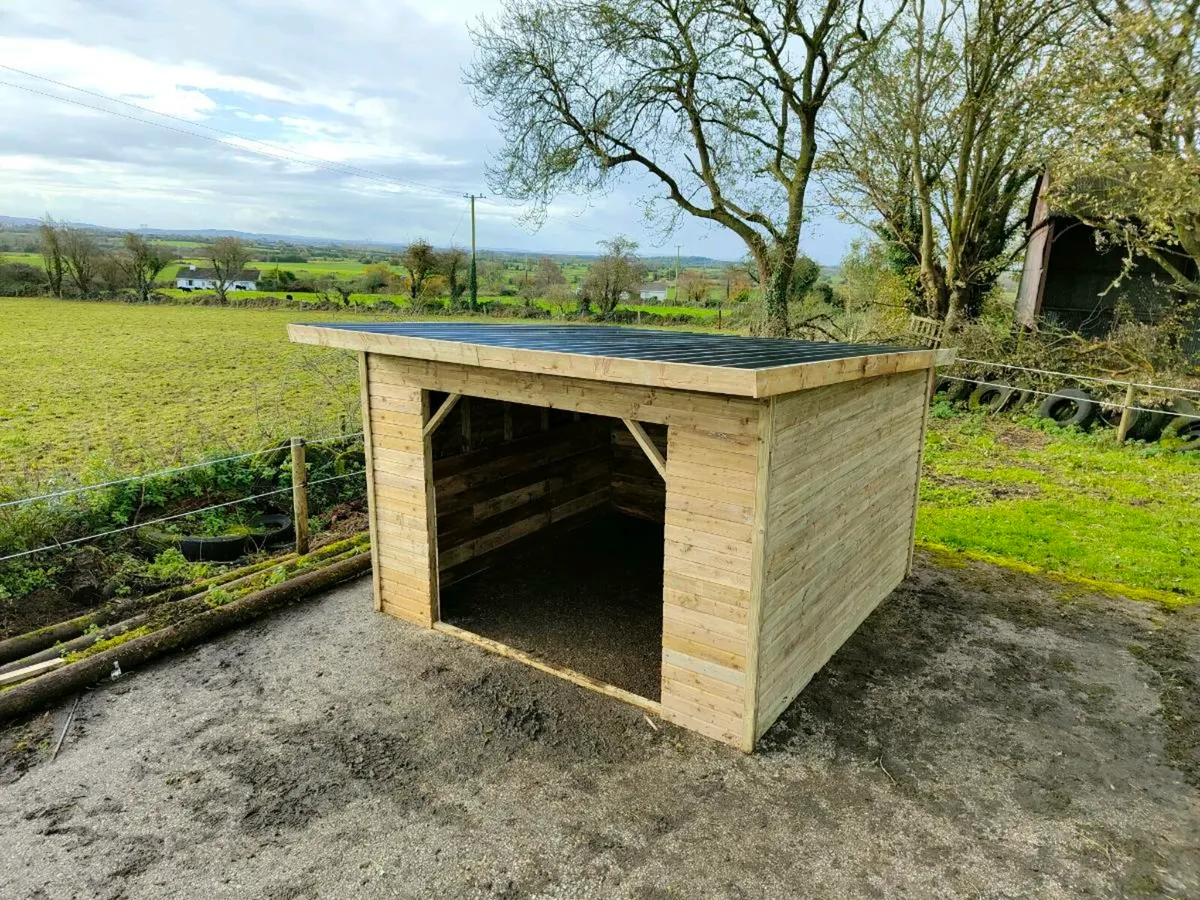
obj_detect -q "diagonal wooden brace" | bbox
[622,418,666,480]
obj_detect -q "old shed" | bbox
[288,322,942,750]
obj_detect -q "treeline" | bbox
[469,0,1200,336]
[1,218,176,302]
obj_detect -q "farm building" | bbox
[287,322,944,750]
[1016,174,1198,338]
[175,265,260,292]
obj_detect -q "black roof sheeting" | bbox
[305,323,916,371]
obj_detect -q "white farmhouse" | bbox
[175,265,260,292]
[638,282,669,303]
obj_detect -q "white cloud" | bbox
[0,0,858,261]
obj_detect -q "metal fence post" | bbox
[1116,383,1137,443]
[290,437,310,555]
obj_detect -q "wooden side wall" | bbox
[611,421,667,522]
[752,370,930,740]
[362,355,438,626]
[659,421,762,747]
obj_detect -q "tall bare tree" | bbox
[38,216,66,298]
[61,228,100,298]
[400,239,437,300]
[207,237,252,304]
[467,0,896,335]
[824,0,1073,327]
[122,233,175,303]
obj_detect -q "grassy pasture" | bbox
[918,406,1200,599]
[1,252,43,267]
[0,297,372,483]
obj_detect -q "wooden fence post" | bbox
[1116,383,1137,444]
[290,437,310,555]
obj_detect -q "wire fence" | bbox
[0,432,368,564]
[953,358,1200,397]
[0,471,365,564]
[0,431,364,511]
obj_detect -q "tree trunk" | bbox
[763,242,796,338]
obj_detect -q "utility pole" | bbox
[675,244,681,304]
[464,193,485,312]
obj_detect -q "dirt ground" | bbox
[2,550,1198,899]
[441,514,664,699]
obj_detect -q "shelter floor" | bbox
[439,511,664,700]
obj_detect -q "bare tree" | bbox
[579,236,645,317]
[122,233,175,303]
[467,0,896,335]
[62,228,100,297]
[207,237,252,304]
[38,216,66,298]
[400,239,437,301]
[824,0,1073,326]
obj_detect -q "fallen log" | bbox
[0,615,152,677]
[0,554,293,666]
[0,551,371,722]
[0,532,368,665]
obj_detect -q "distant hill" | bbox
[0,215,740,266]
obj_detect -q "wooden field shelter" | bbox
[288,323,946,751]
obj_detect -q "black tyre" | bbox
[1129,409,1170,442]
[934,376,969,401]
[968,381,1016,413]
[1037,388,1098,429]
[1160,399,1200,451]
[1007,385,1036,413]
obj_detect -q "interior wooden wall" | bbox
[610,421,667,522]
[433,403,612,587]
[752,370,929,740]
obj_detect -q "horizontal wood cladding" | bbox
[363,366,437,627]
[658,413,764,748]
[753,371,929,740]
[429,401,612,586]
[611,422,666,522]
[366,354,760,435]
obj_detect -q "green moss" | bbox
[205,588,235,608]
[64,624,154,662]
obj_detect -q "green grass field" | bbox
[0,297,376,483]
[4,295,1196,600]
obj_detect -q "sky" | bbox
[0,0,862,263]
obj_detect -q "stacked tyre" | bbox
[937,374,1198,451]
